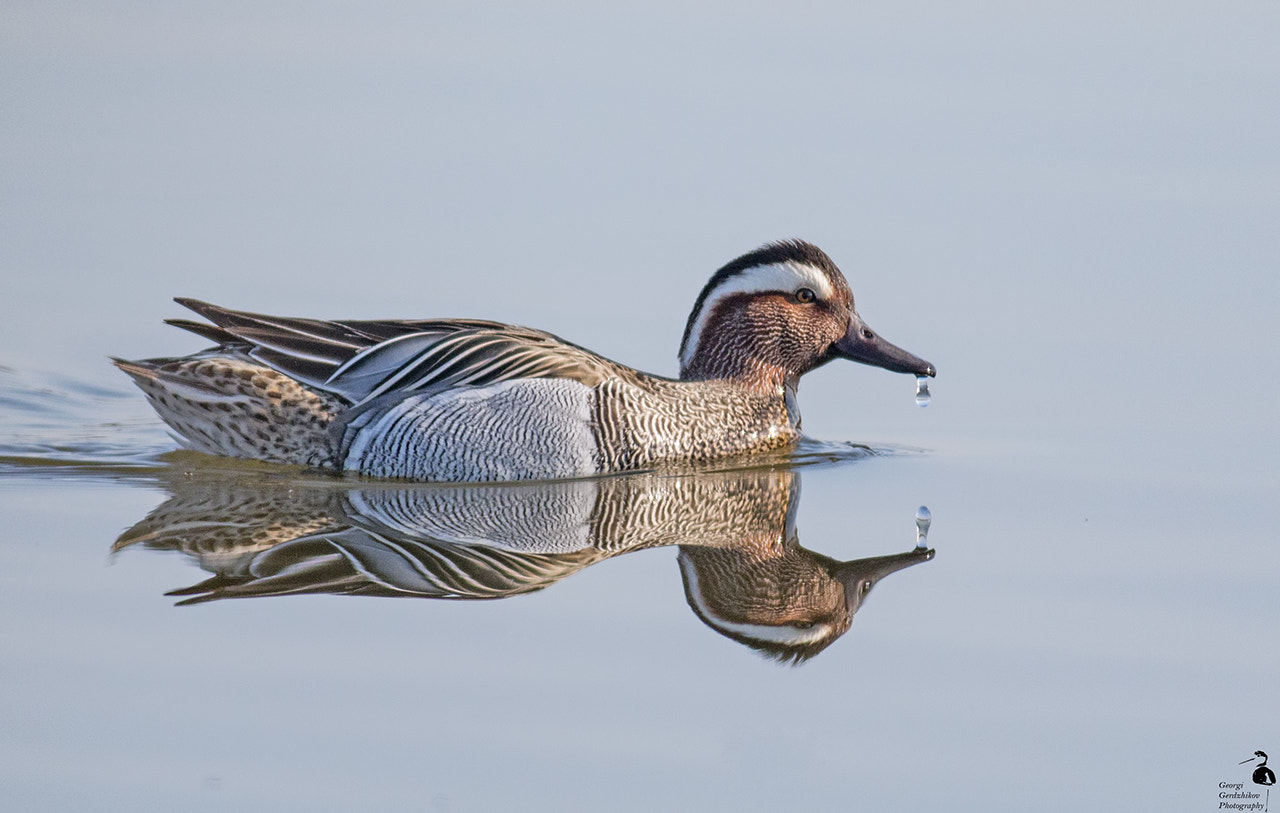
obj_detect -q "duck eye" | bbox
[793,621,815,629]
[795,288,816,304]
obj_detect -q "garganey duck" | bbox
[115,240,935,481]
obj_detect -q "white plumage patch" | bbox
[342,378,599,481]
[679,260,836,371]
[345,482,600,553]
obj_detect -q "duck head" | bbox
[679,240,936,393]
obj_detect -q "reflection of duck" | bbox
[115,465,933,662]
[114,241,933,481]
[1242,751,1276,786]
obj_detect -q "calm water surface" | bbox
[1,363,1274,812]
[3,4,1277,812]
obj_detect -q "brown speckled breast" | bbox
[590,375,799,472]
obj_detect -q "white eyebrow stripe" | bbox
[706,618,834,646]
[679,261,835,370]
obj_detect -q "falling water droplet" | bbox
[915,505,932,549]
[915,376,931,407]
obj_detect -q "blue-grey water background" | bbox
[2,3,1277,811]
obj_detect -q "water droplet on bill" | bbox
[915,505,932,549]
[915,376,931,407]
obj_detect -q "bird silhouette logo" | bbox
[1240,751,1275,812]
[1243,751,1277,787]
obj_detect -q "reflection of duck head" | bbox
[1241,751,1276,786]
[679,537,933,664]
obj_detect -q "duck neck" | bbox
[680,353,794,397]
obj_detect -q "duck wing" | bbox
[169,298,616,404]
[165,526,603,604]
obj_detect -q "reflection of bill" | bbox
[681,545,931,664]
[115,466,933,663]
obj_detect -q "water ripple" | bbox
[0,367,173,474]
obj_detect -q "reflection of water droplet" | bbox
[915,505,932,549]
[915,376,931,407]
